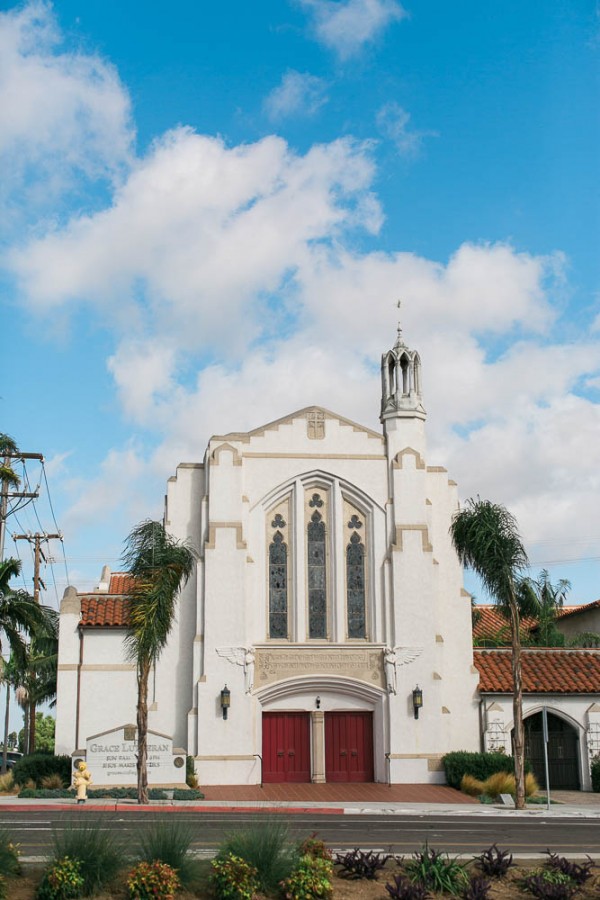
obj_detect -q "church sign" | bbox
[82,726,186,786]
[256,646,385,689]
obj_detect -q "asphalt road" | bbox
[2,811,599,859]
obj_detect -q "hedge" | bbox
[11,753,71,787]
[443,750,531,789]
[591,755,600,793]
[18,786,205,800]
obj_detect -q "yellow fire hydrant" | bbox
[73,760,92,804]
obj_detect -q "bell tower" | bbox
[380,305,427,457]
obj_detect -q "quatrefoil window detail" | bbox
[309,493,324,508]
[271,513,286,529]
[348,515,363,529]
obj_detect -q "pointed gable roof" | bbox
[212,405,384,444]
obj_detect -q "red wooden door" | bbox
[325,712,373,782]
[262,713,311,783]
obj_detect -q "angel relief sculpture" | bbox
[383,646,423,694]
[216,646,255,693]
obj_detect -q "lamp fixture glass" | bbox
[412,685,423,719]
[221,684,231,720]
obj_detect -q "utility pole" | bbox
[0,451,43,562]
[12,533,62,602]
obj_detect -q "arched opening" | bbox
[517,711,581,790]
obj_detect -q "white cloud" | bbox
[376,102,437,157]
[0,1,134,213]
[264,70,328,120]
[299,0,407,58]
[9,129,380,353]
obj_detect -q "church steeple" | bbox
[380,303,426,423]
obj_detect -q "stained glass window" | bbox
[307,495,327,638]
[346,518,366,638]
[269,527,288,639]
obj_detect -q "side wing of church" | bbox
[55,326,481,784]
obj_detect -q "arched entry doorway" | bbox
[522,711,580,790]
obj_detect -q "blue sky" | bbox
[2,0,600,613]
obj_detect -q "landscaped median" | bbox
[0,818,599,898]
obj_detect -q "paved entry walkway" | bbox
[200,782,477,804]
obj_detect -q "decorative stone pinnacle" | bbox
[394,299,406,350]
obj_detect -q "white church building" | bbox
[55,326,600,789]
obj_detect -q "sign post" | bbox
[542,707,551,811]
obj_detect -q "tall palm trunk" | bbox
[2,685,9,774]
[29,701,37,754]
[508,599,525,809]
[136,663,150,804]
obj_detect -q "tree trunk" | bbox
[136,663,150,804]
[509,599,526,809]
[29,702,36,754]
[22,705,29,756]
[2,685,9,774]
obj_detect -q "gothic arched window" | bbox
[269,512,288,639]
[346,513,366,638]
[307,493,327,638]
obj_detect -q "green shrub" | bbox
[0,829,21,878]
[172,787,204,800]
[299,835,331,861]
[281,854,334,900]
[443,751,531,789]
[404,844,468,895]
[35,857,85,900]
[0,875,6,900]
[210,853,259,900]
[18,786,169,800]
[591,755,600,793]
[12,754,71,788]
[48,820,125,895]
[126,860,180,899]
[220,820,296,893]
[135,819,200,888]
[186,755,198,788]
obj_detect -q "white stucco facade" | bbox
[56,326,482,784]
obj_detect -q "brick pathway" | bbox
[200,783,477,804]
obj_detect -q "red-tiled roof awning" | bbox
[80,596,131,627]
[474,649,600,694]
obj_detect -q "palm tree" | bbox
[122,520,197,804]
[519,569,570,647]
[0,558,53,767]
[450,498,529,809]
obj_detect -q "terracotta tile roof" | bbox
[80,596,131,627]
[558,599,600,620]
[474,649,600,693]
[108,572,135,594]
[472,606,536,643]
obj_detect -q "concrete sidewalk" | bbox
[0,787,598,817]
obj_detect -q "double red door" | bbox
[262,712,311,783]
[325,711,373,782]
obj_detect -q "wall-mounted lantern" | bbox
[221,684,231,720]
[412,685,423,719]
